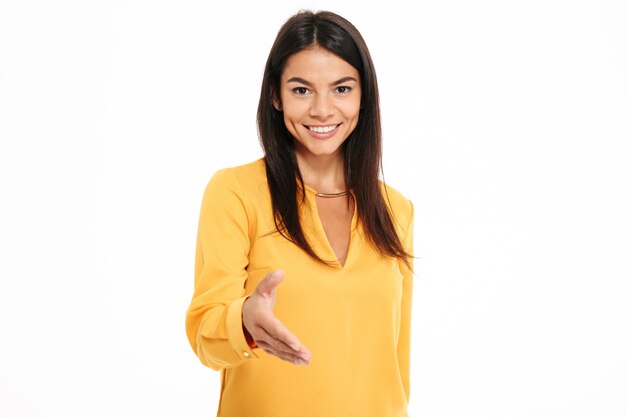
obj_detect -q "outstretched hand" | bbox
[242,270,312,365]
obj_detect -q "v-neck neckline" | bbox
[303,184,357,269]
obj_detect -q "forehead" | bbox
[281,46,359,83]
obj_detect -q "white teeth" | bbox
[308,124,338,133]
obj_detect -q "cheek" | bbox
[282,108,300,128]
[342,95,362,120]
[343,105,361,136]
[345,104,361,124]
[281,110,303,139]
[281,98,305,121]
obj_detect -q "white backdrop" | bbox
[1,0,625,416]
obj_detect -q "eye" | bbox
[335,86,352,95]
[292,87,310,95]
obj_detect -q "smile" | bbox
[305,124,340,133]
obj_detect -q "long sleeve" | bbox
[185,168,258,370]
[397,200,414,402]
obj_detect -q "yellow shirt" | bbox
[186,158,414,417]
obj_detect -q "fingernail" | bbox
[291,344,299,351]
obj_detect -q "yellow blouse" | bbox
[185,158,414,417]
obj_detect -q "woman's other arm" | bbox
[397,200,414,402]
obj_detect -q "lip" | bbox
[304,123,341,140]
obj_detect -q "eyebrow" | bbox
[286,76,358,86]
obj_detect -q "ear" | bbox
[270,87,283,112]
[272,98,283,112]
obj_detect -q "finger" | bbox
[260,317,312,361]
[256,340,310,365]
[255,325,308,361]
[257,341,308,365]
[255,270,285,297]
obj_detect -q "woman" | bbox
[186,10,414,417]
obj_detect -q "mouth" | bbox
[304,123,341,133]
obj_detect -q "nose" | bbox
[309,93,335,120]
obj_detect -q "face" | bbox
[276,46,361,161]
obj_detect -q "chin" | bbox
[297,141,345,159]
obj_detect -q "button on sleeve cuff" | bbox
[226,296,259,361]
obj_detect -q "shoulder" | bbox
[199,158,268,225]
[379,180,414,233]
[205,158,267,197]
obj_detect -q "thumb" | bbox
[256,269,285,297]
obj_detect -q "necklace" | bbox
[316,190,349,198]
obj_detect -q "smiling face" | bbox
[276,46,362,162]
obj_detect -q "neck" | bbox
[295,150,346,194]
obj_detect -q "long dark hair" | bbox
[257,10,411,268]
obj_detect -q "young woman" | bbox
[186,10,414,417]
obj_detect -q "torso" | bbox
[192,159,414,416]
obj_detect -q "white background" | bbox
[1,0,625,416]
